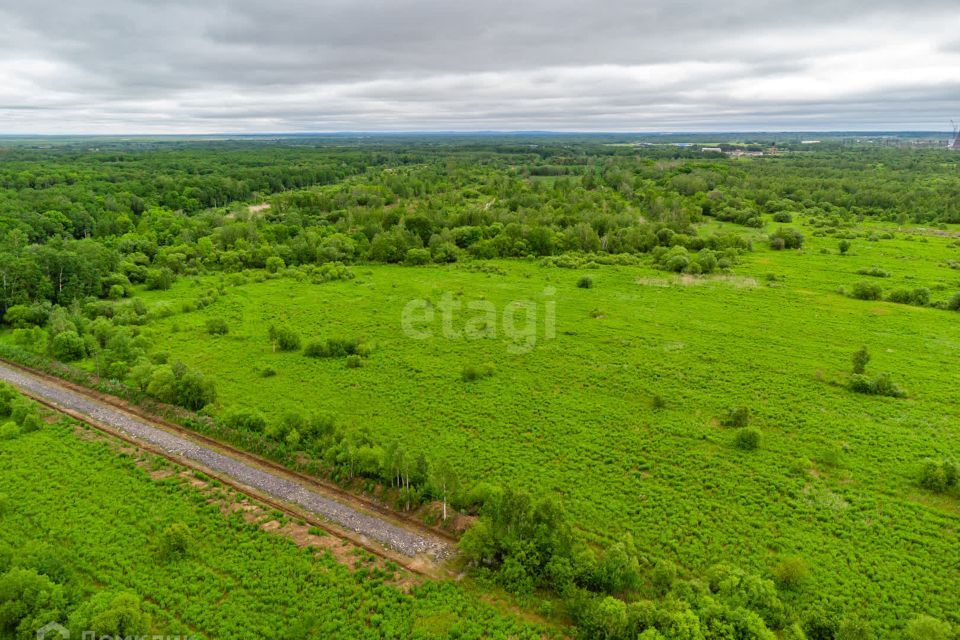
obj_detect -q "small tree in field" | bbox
[159,522,191,560]
[851,346,870,375]
[734,428,761,451]
[838,240,850,255]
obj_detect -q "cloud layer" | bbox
[2,0,959,133]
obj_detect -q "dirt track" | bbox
[0,360,454,565]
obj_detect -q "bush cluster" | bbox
[848,373,906,398]
[919,460,958,493]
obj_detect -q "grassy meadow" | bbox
[131,218,960,629]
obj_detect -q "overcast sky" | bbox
[1,0,958,133]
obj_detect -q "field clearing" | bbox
[134,231,960,628]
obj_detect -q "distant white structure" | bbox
[800,140,821,145]
[951,120,960,151]
[701,147,723,153]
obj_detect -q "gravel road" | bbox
[0,361,454,561]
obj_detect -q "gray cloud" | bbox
[0,0,958,133]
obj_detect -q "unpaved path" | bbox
[0,361,454,564]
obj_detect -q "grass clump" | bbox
[461,363,495,382]
[734,428,761,451]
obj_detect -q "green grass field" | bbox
[0,417,549,639]
[129,218,960,630]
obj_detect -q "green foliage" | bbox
[887,287,930,306]
[69,591,151,639]
[848,373,906,398]
[856,265,890,277]
[734,428,761,451]
[769,227,804,250]
[159,522,192,560]
[145,363,216,410]
[223,408,267,433]
[904,615,953,640]
[577,276,594,289]
[269,325,301,352]
[722,406,750,427]
[773,556,810,591]
[919,460,958,493]
[0,423,20,441]
[850,281,883,300]
[205,317,229,335]
[265,256,285,273]
[851,346,870,375]
[0,423,546,639]
[946,292,960,311]
[461,363,495,382]
[51,330,86,362]
[304,337,363,358]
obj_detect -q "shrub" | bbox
[144,268,174,291]
[837,617,874,640]
[904,615,953,640]
[224,408,267,433]
[651,560,677,594]
[856,266,890,278]
[174,370,217,410]
[848,373,906,398]
[0,422,20,440]
[461,363,495,382]
[850,281,882,300]
[838,240,850,255]
[19,413,42,433]
[205,317,229,335]
[269,325,301,352]
[734,428,761,450]
[769,227,804,250]
[851,346,870,374]
[51,330,86,362]
[159,523,191,560]
[919,460,958,493]
[304,337,362,358]
[577,276,594,289]
[946,292,960,311]
[346,355,363,369]
[404,248,432,265]
[259,366,277,378]
[772,212,793,223]
[887,288,930,306]
[722,406,750,427]
[265,256,285,273]
[71,591,151,638]
[773,556,810,591]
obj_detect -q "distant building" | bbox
[800,140,821,145]
[730,149,764,158]
[701,147,723,153]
